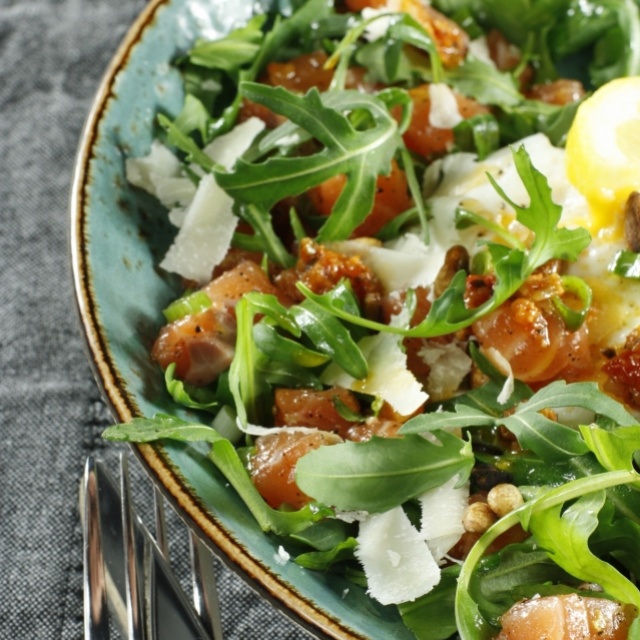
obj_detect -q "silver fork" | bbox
[80,453,224,640]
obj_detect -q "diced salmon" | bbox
[274,238,383,316]
[397,84,490,159]
[306,159,414,238]
[526,79,586,106]
[152,260,291,386]
[151,307,237,387]
[485,28,533,91]
[202,259,292,312]
[344,417,402,442]
[238,51,377,126]
[250,430,342,509]
[344,0,469,68]
[472,294,591,385]
[274,387,361,438]
[496,594,637,640]
[603,340,640,409]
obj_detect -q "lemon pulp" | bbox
[565,76,640,237]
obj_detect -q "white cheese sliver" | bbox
[467,38,496,67]
[239,419,319,437]
[321,330,428,416]
[428,83,463,129]
[485,347,515,405]
[274,545,290,566]
[425,133,589,232]
[159,118,265,283]
[331,233,459,296]
[203,117,265,170]
[125,140,196,209]
[355,507,441,605]
[419,476,468,563]
[361,7,396,41]
[159,173,238,284]
[419,341,472,400]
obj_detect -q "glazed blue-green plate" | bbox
[70,1,415,638]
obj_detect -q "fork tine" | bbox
[82,456,111,640]
[120,454,145,640]
[189,532,224,640]
[153,488,170,560]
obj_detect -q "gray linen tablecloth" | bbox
[0,1,312,637]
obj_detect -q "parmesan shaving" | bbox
[159,173,238,284]
[159,118,265,283]
[125,140,196,209]
[320,329,428,416]
[418,476,468,563]
[238,420,320,437]
[419,341,472,400]
[332,233,454,295]
[202,117,265,170]
[467,37,496,67]
[355,507,441,605]
[428,83,463,129]
[485,347,515,404]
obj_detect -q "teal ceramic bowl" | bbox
[70,1,415,638]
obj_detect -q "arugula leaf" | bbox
[592,500,640,580]
[295,431,474,512]
[185,16,266,72]
[529,490,640,608]
[472,540,574,624]
[235,203,295,268]
[336,11,443,85]
[252,323,330,368]
[294,537,358,570]
[103,413,224,444]
[157,113,215,172]
[500,147,590,267]
[229,296,273,426]
[398,565,461,640]
[214,84,401,242]
[402,381,635,461]
[103,414,330,535]
[445,55,522,107]
[299,145,591,338]
[163,363,218,413]
[168,94,214,144]
[480,0,570,50]
[453,113,501,160]
[589,0,640,86]
[455,468,640,640]
[290,517,356,551]
[579,424,640,473]
[290,299,368,380]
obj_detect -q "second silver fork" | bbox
[81,453,224,640]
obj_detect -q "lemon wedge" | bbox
[565,76,640,236]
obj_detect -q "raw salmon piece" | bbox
[274,387,361,438]
[250,430,342,509]
[496,594,637,640]
[152,260,290,386]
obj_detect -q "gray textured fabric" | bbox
[0,1,312,637]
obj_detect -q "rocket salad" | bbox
[105,0,640,638]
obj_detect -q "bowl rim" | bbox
[68,2,366,638]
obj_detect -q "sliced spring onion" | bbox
[453,113,500,160]
[609,249,640,279]
[552,275,592,331]
[162,290,212,322]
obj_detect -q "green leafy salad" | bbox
[105,0,640,638]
